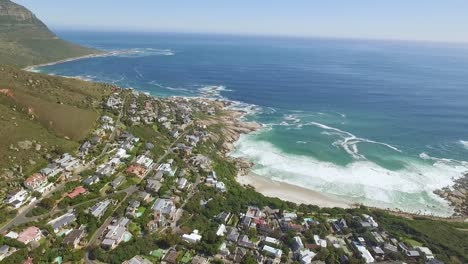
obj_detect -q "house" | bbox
[123,255,152,264]
[101,115,114,124]
[24,173,48,192]
[96,163,117,177]
[372,246,385,258]
[299,249,317,264]
[352,241,375,263]
[265,237,280,246]
[383,243,398,254]
[152,198,176,220]
[67,186,87,199]
[164,249,178,264]
[216,224,226,236]
[101,217,130,249]
[170,130,179,138]
[227,227,240,242]
[111,176,125,189]
[79,141,92,156]
[4,189,29,209]
[48,212,76,233]
[126,200,141,218]
[157,163,176,177]
[182,230,202,243]
[238,235,255,249]
[146,178,161,193]
[263,245,283,258]
[83,175,100,186]
[177,178,188,190]
[282,211,298,222]
[137,191,152,202]
[326,235,342,249]
[362,214,378,228]
[40,164,63,178]
[17,226,42,244]
[293,236,305,251]
[89,199,112,219]
[215,181,226,192]
[115,148,129,159]
[314,235,327,248]
[5,231,18,240]
[246,206,263,219]
[216,211,231,223]
[190,154,212,171]
[135,155,154,169]
[63,229,85,248]
[127,165,147,178]
[55,153,81,171]
[186,135,200,146]
[416,247,434,259]
[191,256,209,264]
[332,218,348,233]
[0,245,16,261]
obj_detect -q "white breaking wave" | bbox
[198,85,234,99]
[460,140,468,150]
[306,121,401,159]
[148,81,193,93]
[231,134,465,216]
[111,48,175,58]
[419,152,468,168]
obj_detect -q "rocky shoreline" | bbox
[434,173,468,217]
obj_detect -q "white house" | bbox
[182,230,202,244]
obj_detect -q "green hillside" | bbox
[0,66,114,187]
[0,0,99,67]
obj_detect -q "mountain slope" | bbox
[0,0,99,67]
[0,66,115,179]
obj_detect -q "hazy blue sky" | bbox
[15,0,468,42]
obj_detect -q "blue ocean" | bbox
[34,32,468,215]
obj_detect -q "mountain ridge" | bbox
[0,0,99,67]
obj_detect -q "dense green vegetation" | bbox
[373,211,468,263]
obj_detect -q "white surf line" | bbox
[307,121,402,159]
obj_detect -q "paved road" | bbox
[0,182,66,233]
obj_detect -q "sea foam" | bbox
[231,133,465,216]
[460,140,468,150]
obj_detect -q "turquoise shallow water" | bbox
[35,32,468,215]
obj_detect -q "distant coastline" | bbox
[23,51,109,72]
[25,34,468,220]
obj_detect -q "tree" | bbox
[39,197,55,210]
[241,253,257,264]
[31,191,42,199]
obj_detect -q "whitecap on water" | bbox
[306,121,402,160]
[460,140,468,150]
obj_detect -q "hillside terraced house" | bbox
[24,173,48,192]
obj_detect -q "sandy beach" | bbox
[237,172,352,208]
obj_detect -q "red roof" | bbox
[24,173,47,185]
[67,186,87,199]
[17,226,40,244]
[126,165,146,177]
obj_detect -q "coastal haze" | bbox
[34,32,468,216]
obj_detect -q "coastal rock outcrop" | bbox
[434,173,468,216]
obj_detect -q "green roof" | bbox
[151,249,165,258]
